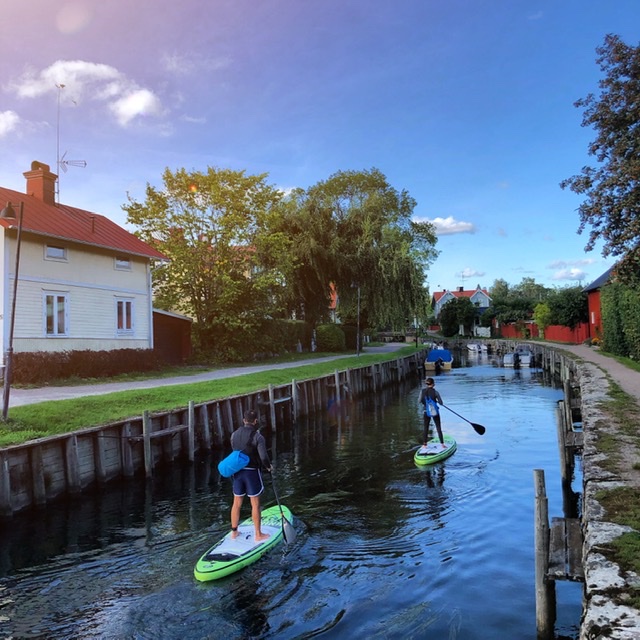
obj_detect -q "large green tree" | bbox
[560,34,640,284]
[123,167,293,359]
[274,168,438,329]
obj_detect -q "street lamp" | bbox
[1,201,24,421]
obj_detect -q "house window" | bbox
[116,298,134,334]
[45,293,68,336]
[115,256,131,271]
[45,245,68,261]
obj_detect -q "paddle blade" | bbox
[282,517,297,544]
[472,423,486,436]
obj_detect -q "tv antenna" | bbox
[55,83,86,202]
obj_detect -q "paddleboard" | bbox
[194,504,293,582]
[414,434,457,466]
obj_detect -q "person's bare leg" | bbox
[250,495,270,542]
[231,495,243,539]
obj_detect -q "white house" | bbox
[431,284,492,336]
[0,161,167,359]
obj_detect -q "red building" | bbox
[582,265,616,341]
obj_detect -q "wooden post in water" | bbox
[334,370,341,404]
[555,402,569,483]
[121,422,134,477]
[143,411,153,478]
[291,379,298,424]
[534,468,555,639]
[187,400,195,462]
[31,445,46,504]
[65,435,81,493]
[0,453,11,516]
[268,384,277,431]
[200,404,211,450]
[94,430,107,484]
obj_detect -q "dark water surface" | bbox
[0,355,583,639]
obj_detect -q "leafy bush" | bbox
[601,282,640,359]
[315,324,346,352]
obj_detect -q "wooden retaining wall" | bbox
[0,351,426,516]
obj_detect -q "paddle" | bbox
[440,404,486,435]
[271,474,297,544]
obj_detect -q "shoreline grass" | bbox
[1,346,420,447]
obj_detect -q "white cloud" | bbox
[110,89,163,126]
[456,267,485,279]
[552,268,587,281]
[417,215,475,235]
[8,60,163,128]
[0,111,20,138]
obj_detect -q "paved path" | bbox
[539,342,640,400]
[9,343,411,407]
[10,342,640,409]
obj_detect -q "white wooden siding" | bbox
[6,234,153,353]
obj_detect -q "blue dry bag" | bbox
[218,450,250,477]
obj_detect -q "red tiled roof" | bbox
[0,185,167,260]
[433,288,490,302]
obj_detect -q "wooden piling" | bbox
[30,445,46,505]
[94,430,107,484]
[534,468,555,639]
[291,379,298,423]
[0,452,11,515]
[143,411,153,478]
[64,435,81,493]
[200,404,211,450]
[121,422,134,478]
[187,401,195,462]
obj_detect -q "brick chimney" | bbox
[24,161,57,205]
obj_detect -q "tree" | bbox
[123,167,293,360]
[489,278,510,301]
[438,297,476,337]
[547,286,588,329]
[273,168,439,330]
[533,303,553,338]
[511,277,549,302]
[560,34,640,285]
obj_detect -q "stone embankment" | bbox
[563,348,640,640]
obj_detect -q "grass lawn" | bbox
[0,346,421,447]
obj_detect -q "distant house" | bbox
[432,285,492,317]
[431,285,492,336]
[0,161,168,361]
[582,265,616,341]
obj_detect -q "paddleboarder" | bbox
[229,409,273,542]
[419,377,445,448]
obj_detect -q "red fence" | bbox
[498,322,589,344]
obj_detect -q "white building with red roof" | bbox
[431,285,492,319]
[0,161,168,358]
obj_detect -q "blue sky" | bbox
[2,1,639,294]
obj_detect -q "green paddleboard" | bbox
[194,504,293,582]
[414,434,457,466]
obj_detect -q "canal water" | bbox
[0,354,583,639]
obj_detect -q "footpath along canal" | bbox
[0,353,584,639]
